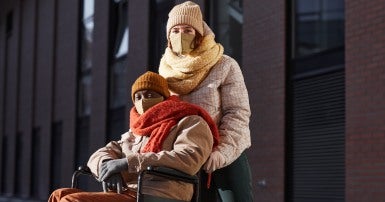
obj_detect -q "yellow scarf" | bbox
[159,34,224,95]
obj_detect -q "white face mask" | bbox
[170,33,196,55]
[134,97,164,114]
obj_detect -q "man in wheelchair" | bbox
[48,71,219,202]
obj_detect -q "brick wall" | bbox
[243,0,287,201]
[345,0,385,201]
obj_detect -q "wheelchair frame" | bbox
[71,165,199,202]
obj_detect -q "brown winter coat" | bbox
[87,115,213,201]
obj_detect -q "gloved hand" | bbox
[99,158,128,182]
[203,150,226,173]
[102,173,124,193]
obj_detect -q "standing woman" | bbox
[158,1,253,201]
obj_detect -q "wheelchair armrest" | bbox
[145,166,198,182]
[71,165,94,188]
[137,166,199,202]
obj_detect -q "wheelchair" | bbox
[71,165,200,202]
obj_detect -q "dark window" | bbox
[149,0,176,69]
[78,0,95,117]
[109,0,128,110]
[0,136,7,194]
[293,0,344,59]
[14,132,23,195]
[287,1,345,201]
[31,127,41,198]
[1,10,14,195]
[111,0,129,60]
[75,117,90,167]
[75,0,94,189]
[6,11,13,37]
[50,122,62,192]
[75,116,90,189]
[289,71,345,202]
[107,0,129,141]
[207,0,243,64]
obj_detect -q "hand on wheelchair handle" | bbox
[99,158,128,181]
[102,173,124,194]
[203,150,226,173]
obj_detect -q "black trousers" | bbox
[200,151,254,202]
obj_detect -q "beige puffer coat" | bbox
[178,54,251,167]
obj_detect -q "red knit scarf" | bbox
[130,95,219,153]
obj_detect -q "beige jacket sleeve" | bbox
[216,55,251,166]
[87,141,125,178]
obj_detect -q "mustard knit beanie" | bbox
[166,1,204,38]
[131,71,170,101]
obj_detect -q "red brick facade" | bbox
[345,0,385,201]
[243,0,286,201]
